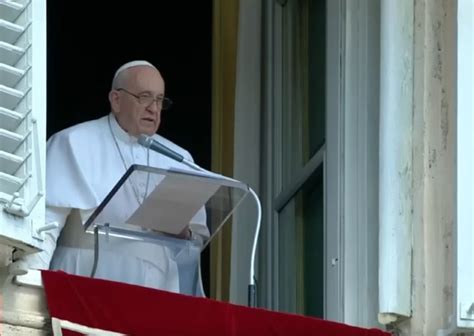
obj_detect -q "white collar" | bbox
[108,113,138,144]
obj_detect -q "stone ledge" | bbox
[0,321,51,336]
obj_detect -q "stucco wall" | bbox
[398,0,457,334]
[0,246,50,334]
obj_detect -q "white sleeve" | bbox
[22,206,71,270]
[189,207,210,240]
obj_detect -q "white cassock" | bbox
[24,113,209,296]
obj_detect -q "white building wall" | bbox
[0,245,49,334]
[397,0,456,334]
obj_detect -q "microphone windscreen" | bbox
[138,134,152,147]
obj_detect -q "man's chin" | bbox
[138,127,158,136]
[137,122,159,136]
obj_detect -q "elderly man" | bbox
[24,60,208,296]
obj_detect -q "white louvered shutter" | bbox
[0,0,46,255]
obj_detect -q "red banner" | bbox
[42,270,389,336]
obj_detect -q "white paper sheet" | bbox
[126,175,220,235]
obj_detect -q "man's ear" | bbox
[109,90,120,114]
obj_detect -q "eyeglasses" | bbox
[116,88,173,110]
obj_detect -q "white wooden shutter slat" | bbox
[0,41,24,65]
[0,63,26,87]
[0,19,25,44]
[0,1,25,22]
[0,84,24,109]
[0,106,25,130]
[0,150,25,174]
[0,171,24,195]
[0,128,26,152]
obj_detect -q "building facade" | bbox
[0,0,472,335]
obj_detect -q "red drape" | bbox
[41,270,389,336]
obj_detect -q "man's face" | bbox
[109,66,165,136]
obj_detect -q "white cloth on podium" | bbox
[25,113,209,295]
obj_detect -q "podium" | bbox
[78,163,250,295]
[40,165,390,336]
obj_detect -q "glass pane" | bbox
[278,198,299,313]
[306,0,326,159]
[280,0,326,186]
[302,166,324,317]
[276,0,326,318]
[281,0,303,185]
[277,165,324,317]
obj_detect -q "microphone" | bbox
[138,133,262,308]
[138,134,184,163]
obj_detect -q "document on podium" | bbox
[126,174,220,235]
